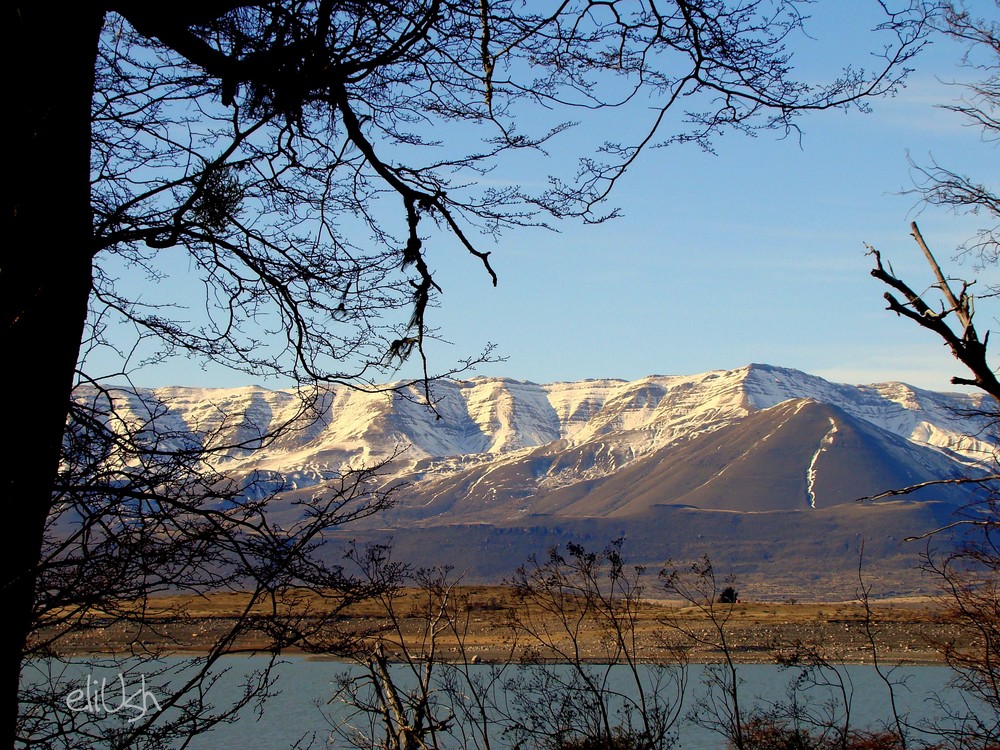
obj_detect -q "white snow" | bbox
[806,417,839,508]
[72,363,997,498]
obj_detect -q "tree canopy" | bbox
[72,0,930,387]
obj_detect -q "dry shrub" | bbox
[737,717,912,750]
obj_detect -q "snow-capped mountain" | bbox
[74,364,999,595]
[78,363,996,493]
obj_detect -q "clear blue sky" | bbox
[94,4,999,393]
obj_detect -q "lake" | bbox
[22,657,976,749]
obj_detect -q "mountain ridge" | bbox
[76,364,997,492]
[72,364,1000,595]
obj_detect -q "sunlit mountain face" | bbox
[73,364,998,597]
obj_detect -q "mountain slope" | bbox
[71,363,998,516]
[385,398,980,521]
[547,398,974,513]
[77,364,997,483]
[72,364,999,595]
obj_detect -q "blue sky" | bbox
[95,4,998,393]
[409,7,999,392]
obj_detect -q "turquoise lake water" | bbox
[23,656,984,749]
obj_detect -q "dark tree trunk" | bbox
[4,3,102,745]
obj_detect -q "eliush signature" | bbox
[65,673,162,724]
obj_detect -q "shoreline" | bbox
[33,589,961,667]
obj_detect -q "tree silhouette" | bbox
[20,386,397,748]
[7,1,931,745]
[718,586,739,604]
[865,6,1000,745]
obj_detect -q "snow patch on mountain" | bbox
[544,379,625,439]
[806,416,839,508]
[461,378,562,452]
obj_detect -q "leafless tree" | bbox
[329,540,686,750]
[660,556,749,749]
[18,383,395,749]
[8,0,935,745]
[507,541,686,750]
[869,223,1000,401]
[863,6,1000,736]
[329,544,518,750]
[661,556,923,750]
[867,224,1000,747]
[908,2,1000,266]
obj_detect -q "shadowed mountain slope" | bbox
[387,398,978,521]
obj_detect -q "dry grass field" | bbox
[35,587,965,666]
